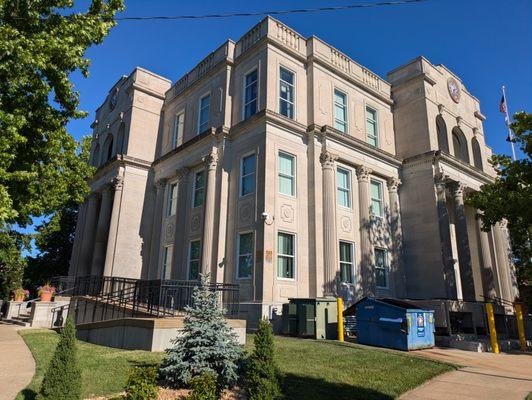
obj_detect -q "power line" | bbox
[115,0,428,21]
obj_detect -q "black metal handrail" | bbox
[58,275,239,324]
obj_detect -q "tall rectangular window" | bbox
[339,241,354,283]
[278,152,295,196]
[366,106,378,147]
[244,69,258,119]
[198,94,210,133]
[161,245,173,280]
[370,179,383,218]
[334,89,348,133]
[193,170,205,208]
[188,240,201,280]
[240,154,256,196]
[279,67,295,119]
[277,232,295,279]
[171,112,184,149]
[336,167,351,208]
[237,232,254,279]
[375,248,388,288]
[167,183,178,216]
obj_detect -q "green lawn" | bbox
[18,330,454,400]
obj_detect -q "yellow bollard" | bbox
[486,303,499,354]
[514,303,527,351]
[337,297,344,342]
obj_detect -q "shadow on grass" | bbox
[18,388,38,400]
[282,373,393,400]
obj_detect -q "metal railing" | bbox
[62,275,239,325]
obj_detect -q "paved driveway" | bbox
[400,347,532,400]
[0,323,35,400]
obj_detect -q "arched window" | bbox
[452,127,470,164]
[472,137,483,170]
[92,144,100,167]
[436,115,449,153]
[116,124,125,155]
[103,134,114,163]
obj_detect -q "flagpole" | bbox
[502,85,517,161]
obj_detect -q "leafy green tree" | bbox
[0,1,122,297]
[159,273,242,389]
[467,111,531,292]
[37,318,81,400]
[246,319,282,400]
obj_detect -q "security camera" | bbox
[261,212,270,220]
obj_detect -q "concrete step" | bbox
[2,319,30,327]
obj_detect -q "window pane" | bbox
[370,181,380,198]
[370,180,382,217]
[239,233,253,254]
[238,233,254,278]
[339,242,352,263]
[280,68,294,85]
[278,233,294,255]
[241,154,256,196]
[242,154,256,175]
[278,153,295,196]
[278,154,293,175]
[367,134,377,147]
[189,261,199,280]
[190,241,201,259]
[194,171,205,207]
[199,95,210,132]
[375,248,387,287]
[244,70,258,119]
[279,68,294,119]
[337,169,350,207]
[376,268,386,287]
[279,176,293,196]
[340,263,352,283]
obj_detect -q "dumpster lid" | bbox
[346,297,428,314]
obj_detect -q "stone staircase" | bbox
[3,311,31,327]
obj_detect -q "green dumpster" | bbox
[281,298,338,339]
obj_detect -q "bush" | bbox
[246,319,282,400]
[188,372,218,400]
[159,273,242,388]
[124,366,159,400]
[37,318,81,400]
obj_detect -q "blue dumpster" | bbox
[355,297,435,351]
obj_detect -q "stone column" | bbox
[201,151,218,276]
[68,201,88,277]
[90,186,113,276]
[493,221,513,302]
[449,181,476,301]
[103,176,124,277]
[320,151,338,296]
[171,167,190,279]
[476,216,497,299]
[356,165,374,296]
[387,177,405,298]
[146,178,166,279]
[435,173,457,299]
[78,193,100,276]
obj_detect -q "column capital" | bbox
[356,165,372,182]
[176,167,190,182]
[449,181,466,199]
[319,151,337,169]
[155,177,167,190]
[111,176,124,191]
[203,151,218,170]
[386,177,401,192]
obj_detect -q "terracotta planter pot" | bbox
[40,290,53,302]
[14,295,25,302]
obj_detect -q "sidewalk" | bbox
[400,347,532,400]
[0,323,35,400]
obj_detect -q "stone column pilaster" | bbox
[78,193,100,276]
[201,151,218,276]
[476,216,497,299]
[320,151,338,296]
[435,173,457,299]
[171,167,190,279]
[103,176,124,277]
[449,181,476,301]
[147,178,166,279]
[387,177,405,298]
[493,221,513,302]
[69,201,88,277]
[90,186,113,276]
[357,165,374,296]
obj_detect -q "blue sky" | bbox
[67,0,532,159]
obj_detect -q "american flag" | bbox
[499,95,507,113]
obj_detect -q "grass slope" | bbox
[18,329,454,400]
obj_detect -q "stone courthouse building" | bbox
[69,17,518,326]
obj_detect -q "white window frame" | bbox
[278,151,296,197]
[239,152,256,197]
[171,111,184,149]
[192,170,205,208]
[370,179,384,218]
[366,106,379,147]
[198,93,210,134]
[333,88,348,134]
[277,231,296,280]
[187,240,201,280]
[236,231,254,280]
[166,182,178,216]
[374,247,389,289]
[279,66,295,120]
[160,245,173,280]
[336,167,352,208]
[339,241,354,284]
[243,68,259,120]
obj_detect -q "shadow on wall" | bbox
[283,373,394,400]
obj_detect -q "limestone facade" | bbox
[69,17,518,323]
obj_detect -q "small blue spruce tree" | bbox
[159,273,242,389]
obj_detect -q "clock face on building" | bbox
[109,88,119,110]
[447,78,461,103]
